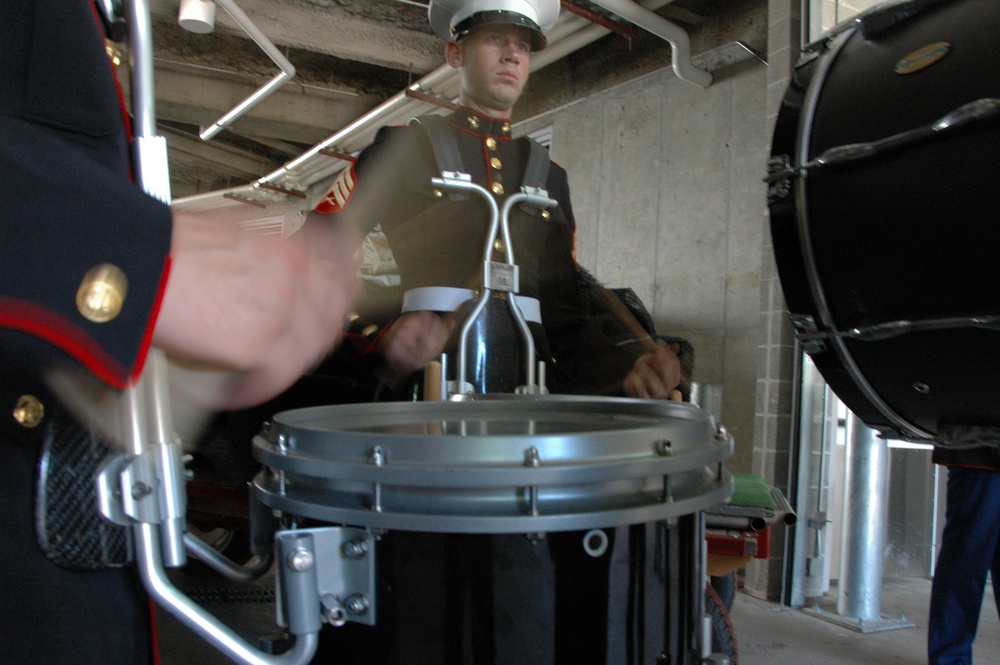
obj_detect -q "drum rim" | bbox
[252,470,733,534]
[252,396,726,488]
[251,395,733,533]
[772,23,934,441]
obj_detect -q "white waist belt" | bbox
[402,286,542,324]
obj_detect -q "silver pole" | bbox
[836,414,888,621]
[122,1,321,661]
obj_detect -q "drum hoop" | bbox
[254,398,725,487]
[790,26,932,440]
[251,472,733,534]
[251,396,733,533]
[252,432,731,487]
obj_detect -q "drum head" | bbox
[252,396,732,533]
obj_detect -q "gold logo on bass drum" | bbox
[895,41,951,75]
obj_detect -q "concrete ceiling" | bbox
[123,0,766,206]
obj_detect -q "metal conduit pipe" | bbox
[198,0,296,140]
[267,11,599,188]
[173,0,680,208]
[175,14,601,206]
[589,0,713,88]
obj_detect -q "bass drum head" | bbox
[768,0,1000,442]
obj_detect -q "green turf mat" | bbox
[730,473,777,510]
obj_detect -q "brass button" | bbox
[490,157,502,170]
[541,209,551,220]
[486,137,497,151]
[501,122,511,134]
[361,324,380,338]
[491,182,505,196]
[467,116,480,130]
[13,394,44,428]
[105,39,123,68]
[432,188,444,198]
[76,264,128,323]
[493,238,505,253]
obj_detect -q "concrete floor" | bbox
[156,571,1000,664]
[732,578,1000,665]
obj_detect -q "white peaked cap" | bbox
[428,0,560,50]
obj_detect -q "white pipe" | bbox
[199,0,297,140]
[254,11,597,187]
[173,1,685,209]
[589,0,712,88]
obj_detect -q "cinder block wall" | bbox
[516,0,801,600]
[519,58,770,472]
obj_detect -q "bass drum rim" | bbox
[767,0,1000,442]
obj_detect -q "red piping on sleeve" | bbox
[130,256,173,383]
[0,299,129,389]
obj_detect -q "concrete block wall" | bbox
[517,0,802,601]
[743,0,801,601]
[519,59,770,473]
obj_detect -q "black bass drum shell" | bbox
[768,0,1000,441]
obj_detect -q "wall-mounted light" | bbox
[178,0,216,34]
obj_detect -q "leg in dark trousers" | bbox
[928,466,1000,665]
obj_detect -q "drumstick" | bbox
[590,284,689,400]
[424,360,443,402]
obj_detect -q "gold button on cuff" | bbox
[13,394,44,428]
[491,182,505,196]
[76,263,128,323]
[490,157,502,170]
[501,122,511,134]
[361,324,380,339]
[486,137,497,151]
[493,238,505,253]
[105,40,123,68]
[432,188,444,198]
[541,209,551,220]
[467,116,480,130]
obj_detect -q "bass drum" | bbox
[768,0,1000,442]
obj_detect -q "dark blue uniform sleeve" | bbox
[0,0,173,388]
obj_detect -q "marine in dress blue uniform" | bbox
[1,0,173,661]
[313,99,645,396]
[305,2,677,663]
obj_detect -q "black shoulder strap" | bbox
[518,136,552,214]
[410,115,553,208]
[409,115,467,201]
[520,136,551,191]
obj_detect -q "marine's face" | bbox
[447,24,533,117]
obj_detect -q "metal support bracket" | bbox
[275,527,378,629]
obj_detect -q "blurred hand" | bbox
[153,211,362,409]
[376,310,454,380]
[622,339,682,400]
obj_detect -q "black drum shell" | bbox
[768,0,1000,440]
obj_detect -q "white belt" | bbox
[401,286,542,324]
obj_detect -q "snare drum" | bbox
[252,396,732,664]
[768,0,1000,442]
